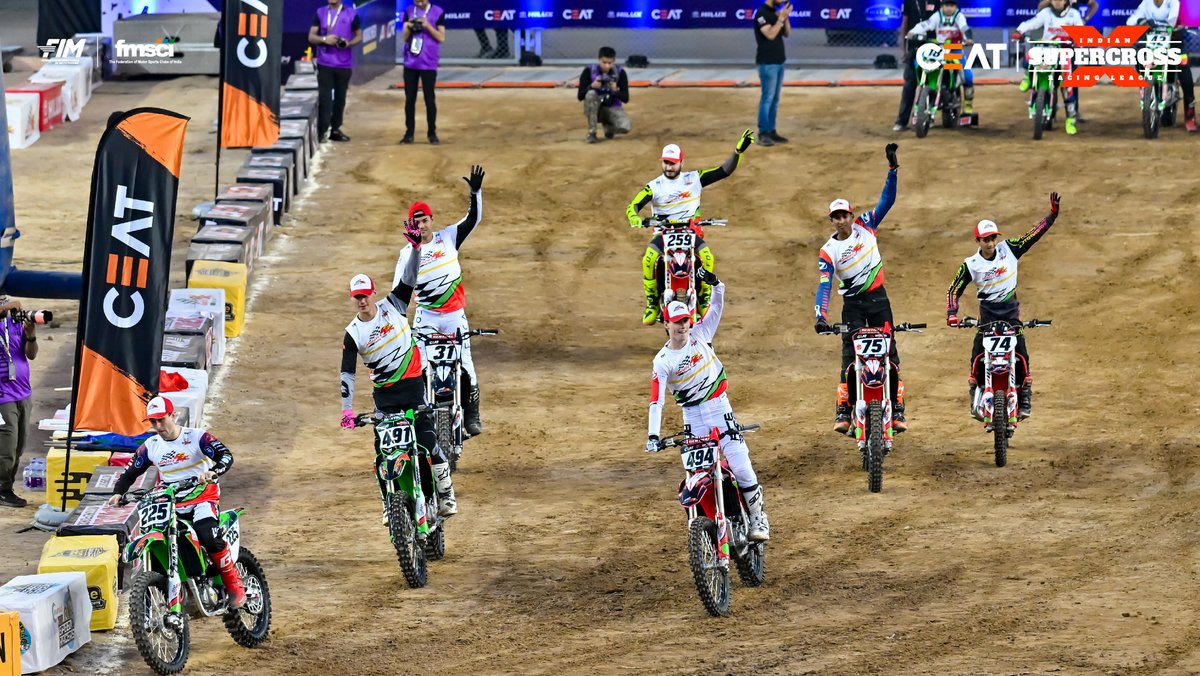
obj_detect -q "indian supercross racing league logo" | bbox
[1030,25,1183,88]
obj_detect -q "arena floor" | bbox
[4,73,1200,674]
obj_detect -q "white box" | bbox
[30,59,92,121]
[168,288,227,365]
[0,572,92,674]
[5,95,40,149]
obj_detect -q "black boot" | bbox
[1018,385,1033,420]
[0,489,27,508]
[464,385,483,436]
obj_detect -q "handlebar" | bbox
[649,422,761,453]
[415,328,500,340]
[637,216,728,229]
[353,405,432,428]
[817,322,926,336]
[117,476,209,506]
[954,317,1052,330]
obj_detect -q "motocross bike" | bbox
[637,215,726,322]
[120,478,271,675]
[819,321,925,493]
[954,317,1051,467]
[1138,23,1179,138]
[1017,36,1068,140]
[650,421,764,617]
[910,37,975,138]
[355,408,447,587]
[418,328,499,473]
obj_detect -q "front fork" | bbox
[165,513,185,626]
[980,353,1018,431]
[852,357,895,446]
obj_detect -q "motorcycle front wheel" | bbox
[130,571,190,675]
[1033,87,1049,140]
[688,517,731,617]
[223,546,272,647]
[388,492,428,588]
[914,88,932,138]
[993,390,1010,468]
[867,402,885,493]
[1143,85,1160,139]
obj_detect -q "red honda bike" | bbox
[819,321,925,493]
[638,215,725,320]
[649,421,764,617]
[954,317,1051,467]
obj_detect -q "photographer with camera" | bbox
[400,0,447,145]
[0,297,40,508]
[577,47,631,144]
[309,0,363,143]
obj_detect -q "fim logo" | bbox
[37,38,86,62]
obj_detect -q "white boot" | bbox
[742,485,770,542]
[433,462,457,517]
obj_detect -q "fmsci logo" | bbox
[38,38,86,61]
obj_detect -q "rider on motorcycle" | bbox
[390,166,487,435]
[905,0,976,115]
[647,269,769,541]
[346,221,458,518]
[108,396,246,608]
[814,144,905,436]
[626,130,754,325]
[1126,0,1195,132]
[946,192,1061,419]
[1012,0,1084,135]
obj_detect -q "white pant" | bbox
[680,393,758,488]
[413,307,477,382]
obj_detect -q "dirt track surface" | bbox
[4,74,1200,674]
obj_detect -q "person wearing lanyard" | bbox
[400,0,447,145]
[0,297,36,508]
[309,0,363,143]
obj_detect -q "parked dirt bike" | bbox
[119,478,271,675]
[910,38,978,138]
[1018,37,1068,140]
[818,321,925,493]
[954,317,1052,467]
[1138,23,1179,138]
[637,215,726,321]
[418,328,499,473]
[649,421,764,617]
[355,408,447,586]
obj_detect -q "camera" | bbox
[336,37,348,48]
[409,18,424,31]
[596,74,614,104]
[9,309,51,325]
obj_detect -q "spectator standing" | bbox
[309,0,363,143]
[401,0,447,145]
[754,0,791,146]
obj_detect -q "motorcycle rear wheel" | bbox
[223,547,272,647]
[867,402,885,493]
[130,571,190,675]
[388,493,428,588]
[435,406,456,472]
[734,527,767,588]
[688,517,731,617]
[424,522,446,561]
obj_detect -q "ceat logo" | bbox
[821,8,852,19]
[651,9,682,20]
[735,8,757,20]
[104,184,156,329]
[232,0,270,69]
[562,8,593,20]
[483,9,515,21]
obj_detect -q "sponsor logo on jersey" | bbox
[675,352,703,376]
[980,266,1007,282]
[837,242,865,265]
[166,452,190,464]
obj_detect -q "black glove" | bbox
[695,267,719,285]
[815,318,832,334]
[1049,191,1060,215]
[885,143,899,170]
[735,129,754,154]
[463,165,485,193]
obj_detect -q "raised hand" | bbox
[463,165,485,193]
[735,129,755,154]
[885,143,899,169]
[1049,192,1060,215]
[403,218,421,247]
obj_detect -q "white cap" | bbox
[146,396,175,420]
[349,274,375,298]
[828,198,853,215]
[974,219,1002,239]
[660,144,683,163]
[663,300,692,323]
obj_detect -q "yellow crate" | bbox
[0,610,18,675]
[46,448,111,510]
[37,536,119,631]
[188,261,247,338]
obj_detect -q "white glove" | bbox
[645,435,660,453]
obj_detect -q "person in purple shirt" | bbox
[400,0,446,145]
[0,297,37,508]
[309,0,363,143]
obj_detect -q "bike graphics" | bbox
[419,328,498,472]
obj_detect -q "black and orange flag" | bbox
[220,0,282,148]
[70,108,189,437]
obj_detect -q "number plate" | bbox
[680,441,718,472]
[426,342,461,363]
[376,417,415,453]
[664,231,694,251]
[982,335,1014,354]
[138,498,172,530]
[852,335,891,357]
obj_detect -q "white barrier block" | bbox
[0,572,91,673]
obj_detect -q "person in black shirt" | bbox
[753,0,791,146]
[577,46,631,144]
[893,0,937,131]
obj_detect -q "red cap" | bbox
[147,396,175,420]
[663,300,693,324]
[349,274,375,298]
[408,201,433,220]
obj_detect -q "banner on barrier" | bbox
[426,0,1181,29]
[221,0,282,148]
[70,108,189,437]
